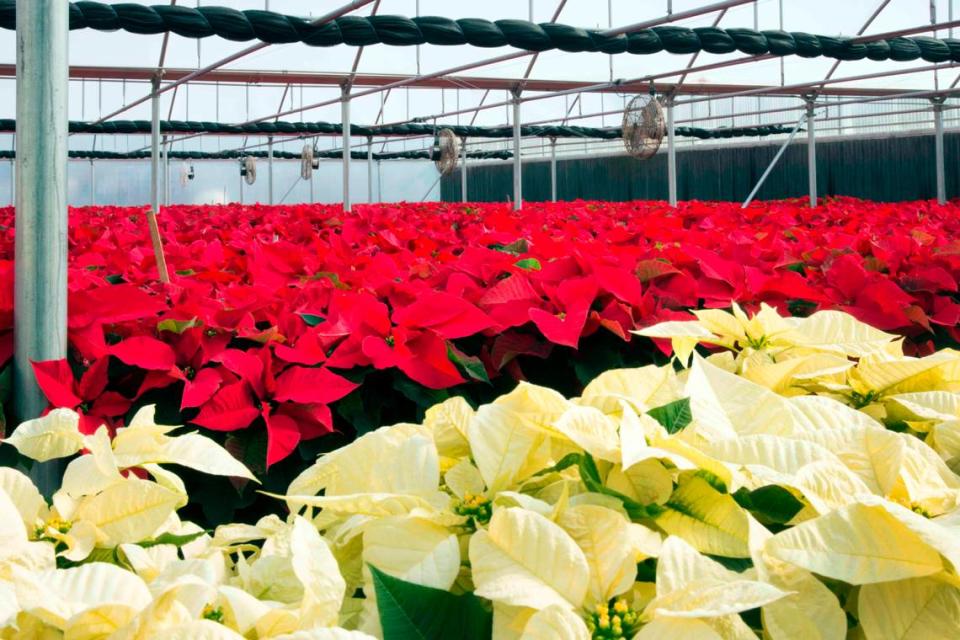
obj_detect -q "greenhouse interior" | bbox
[2,1,960,638]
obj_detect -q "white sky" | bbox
[0,1,950,204]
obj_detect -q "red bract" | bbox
[192,347,357,467]
[3,196,960,465]
[32,358,130,434]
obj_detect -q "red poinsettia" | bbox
[3,196,960,465]
[191,347,358,466]
[32,358,131,435]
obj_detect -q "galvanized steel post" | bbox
[148,76,170,282]
[14,0,69,492]
[341,84,352,212]
[550,137,558,202]
[309,162,314,202]
[367,136,373,203]
[667,97,677,206]
[267,136,274,204]
[806,98,817,207]
[164,142,171,205]
[377,160,383,202]
[461,137,468,202]
[512,89,522,210]
[934,98,947,204]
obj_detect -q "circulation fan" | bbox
[179,163,195,186]
[433,128,461,176]
[300,143,319,180]
[240,156,257,185]
[622,86,666,160]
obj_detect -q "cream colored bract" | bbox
[2,307,960,638]
[0,406,373,640]
[274,306,960,639]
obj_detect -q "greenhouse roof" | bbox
[0,0,954,161]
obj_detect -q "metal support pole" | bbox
[550,137,558,202]
[164,144,171,205]
[89,159,95,205]
[806,99,817,207]
[742,111,809,208]
[461,137,468,202]
[160,146,166,205]
[667,98,678,206]
[512,90,522,210]
[934,99,947,204]
[14,0,69,492]
[267,136,275,204]
[367,136,373,203]
[377,160,383,202]
[148,76,170,282]
[341,85,352,212]
[8,158,12,206]
[160,135,167,205]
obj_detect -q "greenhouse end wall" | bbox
[441,131,960,203]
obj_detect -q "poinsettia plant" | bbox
[0,197,958,481]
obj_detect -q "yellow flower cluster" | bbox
[453,492,493,525]
[587,599,641,639]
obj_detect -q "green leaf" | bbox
[175,269,196,276]
[79,547,121,566]
[693,469,728,494]
[733,485,804,525]
[573,341,626,387]
[532,452,582,477]
[336,387,383,436]
[489,238,529,255]
[137,530,207,548]
[578,453,663,520]
[370,564,493,640]
[393,374,450,417]
[636,557,657,582]
[784,262,806,276]
[104,274,125,285]
[157,317,201,334]
[0,364,11,434]
[707,555,755,573]
[634,258,680,283]
[647,397,692,434]
[305,271,349,290]
[447,344,490,384]
[298,312,326,327]
[513,258,541,271]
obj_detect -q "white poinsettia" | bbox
[0,408,369,639]
[634,302,898,364]
[5,307,960,639]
